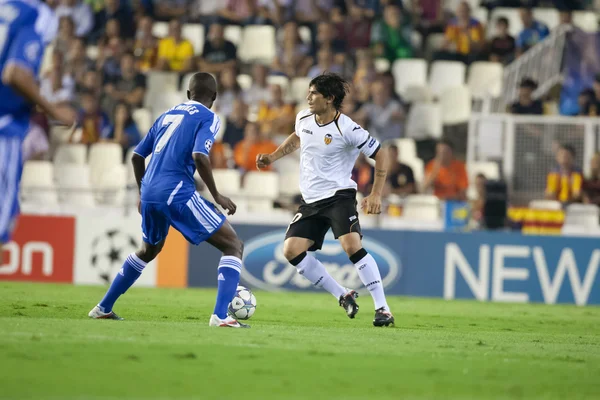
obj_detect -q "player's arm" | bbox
[350,124,384,214]
[256,132,300,169]
[2,30,74,126]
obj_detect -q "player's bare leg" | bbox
[89,240,165,320]
[283,237,359,318]
[339,232,394,327]
[206,220,249,328]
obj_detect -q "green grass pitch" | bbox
[0,282,599,400]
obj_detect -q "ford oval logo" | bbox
[241,230,401,292]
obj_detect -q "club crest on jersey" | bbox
[324,134,333,145]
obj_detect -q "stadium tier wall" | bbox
[1,213,598,306]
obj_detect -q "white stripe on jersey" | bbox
[167,181,183,205]
[0,137,20,236]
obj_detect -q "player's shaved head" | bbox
[188,72,217,108]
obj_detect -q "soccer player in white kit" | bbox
[257,73,394,327]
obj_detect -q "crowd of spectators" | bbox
[24,0,599,214]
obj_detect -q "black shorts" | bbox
[285,189,362,251]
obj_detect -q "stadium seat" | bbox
[392,58,427,97]
[54,164,96,207]
[529,199,562,211]
[182,23,204,54]
[89,143,123,185]
[243,171,279,212]
[53,144,87,165]
[20,161,58,205]
[132,108,153,137]
[223,25,242,46]
[468,62,503,99]
[266,75,290,93]
[405,157,424,185]
[279,172,301,197]
[145,72,179,109]
[564,204,600,228]
[93,164,127,206]
[393,138,417,162]
[467,161,501,199]
[440,85,472,125]
[237,74,253,91]
[489,8,522,38]
[374,58,390,73]
[472,7,489,25]
[151,21,168,38]
[238,25,276,64]
[86,45,98,60]
[425,33,445,59]
[402,195,440,221]
[429,61,466,97]
[212,169,241,196]
[403,85,433,103]
[533,8,559,31]
[148,90,184,119]
[290,77,311,104]
[573,11,599,32]
[405,103,442,139]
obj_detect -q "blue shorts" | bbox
[141,192,226,245]
[0,136,23,243]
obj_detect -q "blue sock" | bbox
[213,256,242,319]
[98,254,146,313]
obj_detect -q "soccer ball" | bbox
[228,286,257,320]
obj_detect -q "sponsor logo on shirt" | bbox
[324,134,333,145]
[368,138,377,148]
[302,129,313,135]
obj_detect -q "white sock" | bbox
[294,253,347,298]
[353,252,389,311]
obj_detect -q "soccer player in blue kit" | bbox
[0,0,75,267]
[89,73,249,328]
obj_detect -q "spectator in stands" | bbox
[334,0,379,19]
[209,140,229,169]
[156,19,194,72]
[272,21,313,77]
[510,78,543,115]
[78,70,102,99]
[342,87,361,121]
[216,66,242,118]
[103,52,147,117]
[470,173,487,228]
[234,122,278,172]
[352,153,374,196]
[72,90,113,145]
[56,0,94,37]
[23,114,50,161]
[98,36,125,84]
[55,16,76,56]
[191,0,223,26]
[98,19,124,50]
[438,1,484,64]
[197,23,237,74]
[93,0,135,40]
[40,60,75,107]
[307,48,343,79]
[335,3,372,53]
[545,143,582,204]
[218,0,258,25]
[385,144,416,196]
[223,99,248,151]
[516,7,550,55]
[578,88,597,116]
[353,48,376,102]
[133,15,159,72]
[293,0,332,26]
[371,3,413,63]
[583,152,600,206]
[154,0,190,21]
[409,0,444,39]
[314,20,347,59]
[257,84,295,136]
[66,38,95,86]
[356,79,405,143]
[111,102,141,150]
[423,139,469,201]
[244,64,271,106]
[489,17,516,64]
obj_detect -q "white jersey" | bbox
[294,109,381,204]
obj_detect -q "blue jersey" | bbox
[134,100,221,205]
[0,0,46,138]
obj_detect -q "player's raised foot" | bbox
[88,305,124,320]
[373,307,394,327]
[339,290,359,319]
[209,314,250,328]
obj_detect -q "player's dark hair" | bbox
[309,73,349,111]
[560,143,576,156]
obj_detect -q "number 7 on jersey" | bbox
[154,114,184,154]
